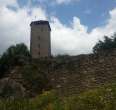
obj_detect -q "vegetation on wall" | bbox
[0,43,30,77]
[93,33,116,53]
[20,64,51,96]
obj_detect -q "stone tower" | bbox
[30,20,51,58]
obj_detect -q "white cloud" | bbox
[55,0,80,4]
[0,2,47,54]
[0,0,116,56]
[0,0,18,7]
[51,8,116,55]
[34,0,80,5]
[51,17,90,55]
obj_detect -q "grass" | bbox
[1,83,116,110]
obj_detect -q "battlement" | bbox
[30,20,51,31]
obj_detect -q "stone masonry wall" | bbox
[48,49,116,96]
[3,49,116,97]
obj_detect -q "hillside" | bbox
[0,49,116,98]
[0,81,116,110]
[0,48,116,109]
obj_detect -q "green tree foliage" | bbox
[93,34,116,53]
[20,64,50,96]
[0,43,30,77]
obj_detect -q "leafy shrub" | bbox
[0,43,30,77]
[1,84,116,110]
[0,90,64,110]
[0,99,32,110]
[64,83,116,110]
[31,90,64,110]
[93,33,116,53]
[20,64,51,96]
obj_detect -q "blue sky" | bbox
[0,0,116,55]
[17,0,116,31]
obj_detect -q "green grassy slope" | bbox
[0,83,116,110]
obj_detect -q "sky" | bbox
[0,0,116,55]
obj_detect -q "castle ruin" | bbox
[30,20,51,58]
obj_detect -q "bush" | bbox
[0,90,64,110]
[64,83,116,110]
[0,43,30,77]
[93,33,116,53]
[0,99,32,110]
[20,64,50,96]
[31,90,64,110]
[1,83,116,110]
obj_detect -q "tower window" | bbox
[38,36,40,40]
[38,44,40,48]
[38,51,40,56]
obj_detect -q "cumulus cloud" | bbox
[0,2,47,54]
[0,0,116,56]
[51,17,89,55]
[51,8,116,55]
[0,0,18,7]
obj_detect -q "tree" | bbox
[0,43,30,77]
[93,34,116,53]
[21,64,50,96]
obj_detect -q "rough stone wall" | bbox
[2,50,116,97]
[48,49,116,96]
